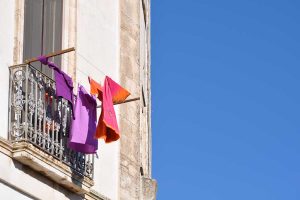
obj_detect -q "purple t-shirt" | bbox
[68,85,98,154]
[37,56,75,119]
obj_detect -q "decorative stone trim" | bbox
[119,0,156,199]
[85,189,112,200]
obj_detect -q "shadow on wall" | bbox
[12,160,85,200]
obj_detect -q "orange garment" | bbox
[89,76,130,104]
[89,76,103,101]
[90,76,130,143]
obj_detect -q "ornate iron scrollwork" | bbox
[8,64,94,179]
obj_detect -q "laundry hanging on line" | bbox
[68,84,98,154]
[90,76,131,104]
[90,76,130,143]
[37,56,75,119]
[36,52,132,152]
[89,76,103,101]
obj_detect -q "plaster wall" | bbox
[0,0,15,139]
[0,182,33,200]
[76,1,120,199]
[0,150,82,200]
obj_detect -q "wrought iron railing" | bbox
[8,64,94,179]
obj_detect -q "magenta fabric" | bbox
[94,76,130,143]
[68,85,98,154]
[37,56,75,118]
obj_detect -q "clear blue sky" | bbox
[151,1,300,199]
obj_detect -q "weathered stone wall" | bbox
[119,0,156,199]
[119,0,141,199]
[139,0,151,179]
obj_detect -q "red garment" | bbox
[90,76,130,143]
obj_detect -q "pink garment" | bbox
[94,76,130,143]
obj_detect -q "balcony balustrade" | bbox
[8,63,94,180]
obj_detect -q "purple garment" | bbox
[68,85,98,154]
[37,56,75,119]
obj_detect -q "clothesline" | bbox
[9,48,143,153]
[26,47,75,64]
[10,47,75,68]
[36,50,136,148]
[19,47,140,106]
[76,52,106,77]
[96,97,140,108]
[61,54,141,107]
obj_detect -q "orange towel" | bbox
[92,76,130,143]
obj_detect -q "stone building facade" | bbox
[0,0,156,199]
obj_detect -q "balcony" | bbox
[7,63,94,194]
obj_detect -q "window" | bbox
[23,0,63,74]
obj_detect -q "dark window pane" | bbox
[43,0,63,67]
[23,0,63,77]
[23,0,43,70]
